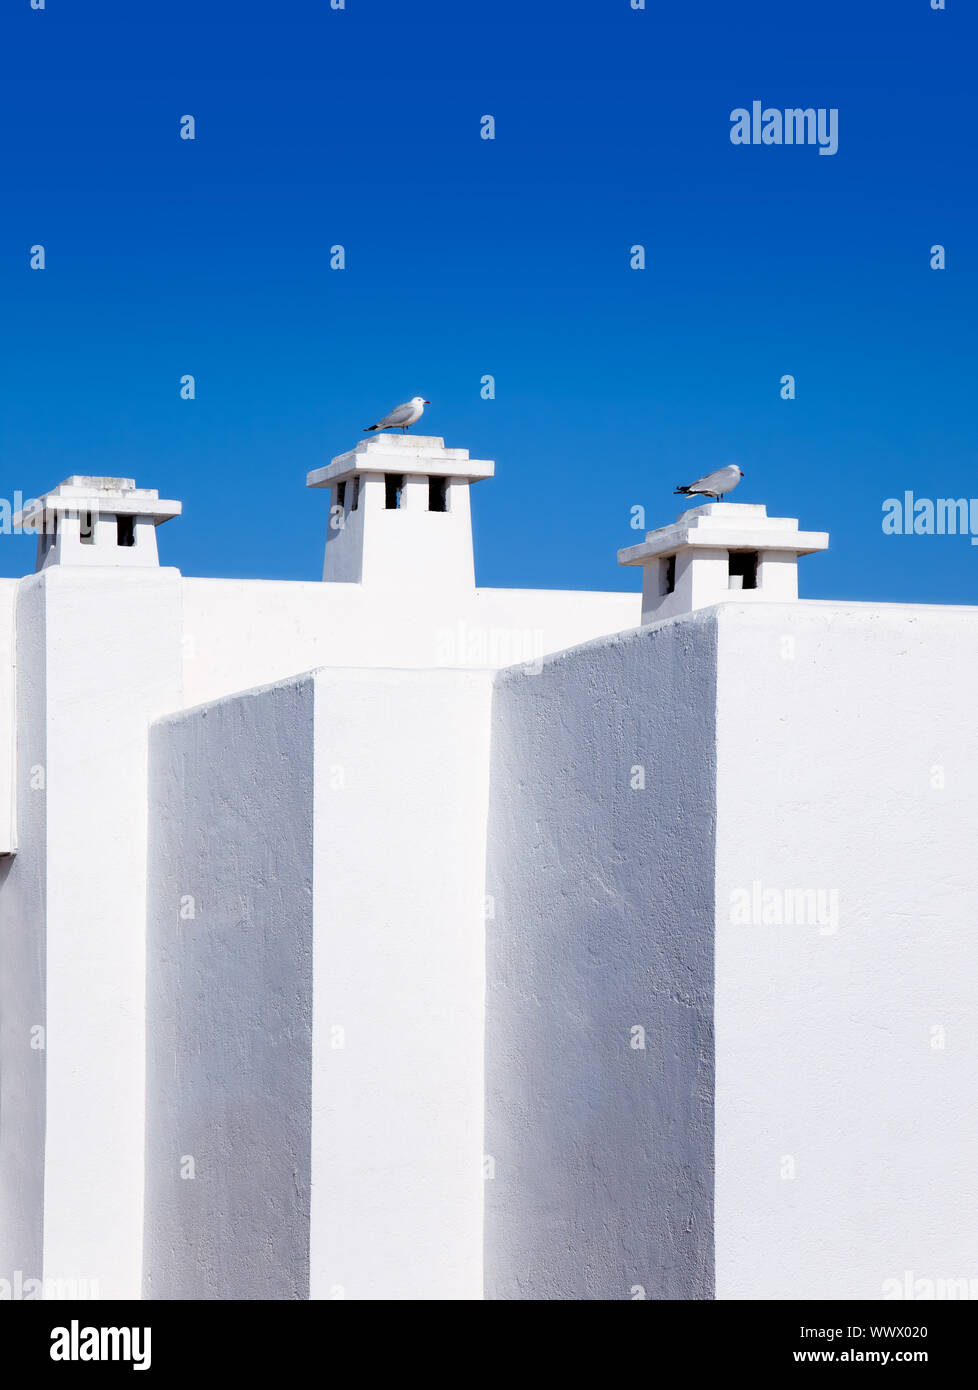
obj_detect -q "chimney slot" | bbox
[80,511,96,545]
[662,554,676,595]
[336,481,346,510]
[728,550,758,590]
[385,473,404,510]
[351,476,360,511]
[428,476,448,512]
[117,515,136,547]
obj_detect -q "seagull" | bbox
[674,465,744,501]
[363,396,430,434]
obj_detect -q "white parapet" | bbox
[618,502,829,623]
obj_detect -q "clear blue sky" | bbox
[1,1,975,603]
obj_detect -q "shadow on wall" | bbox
[143,679,315,1300]
[483,615,717,1301]
[0,850,47,1293]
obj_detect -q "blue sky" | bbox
[1,1,975,603]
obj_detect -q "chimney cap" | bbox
[307,434,494,490]
[618,501,828,567]
[13,476,182,529]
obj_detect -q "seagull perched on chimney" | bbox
[363,397,430,434]
[674,464,744,501]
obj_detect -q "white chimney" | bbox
[307,435,494,590]
[15,477,181,572]
[618,502,828,623]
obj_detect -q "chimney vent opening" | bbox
[385,473,404,510]
[728,550,758,590]
[662,554,676,595]
[80,511,96,546]
[117,515,136,547]
[428,477,448,512]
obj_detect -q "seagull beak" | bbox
[423,400,431,405]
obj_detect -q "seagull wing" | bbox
[689,467,729,493]
[379,402,415,427]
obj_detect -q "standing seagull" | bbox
[363,396,431,434]
[674,465,744,501]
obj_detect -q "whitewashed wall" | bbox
[181,578,639,708]
[484,597,978,1300]
[40,567,183,1299]
[0,548,636,1299]
[145,677,315,1299]
[0,577,46,1291]
[0,579,18,856]
[145,664,493,1299]
[484,615,718,1299]
[0,567,183,1300]
[310,666,492,1300]
[714,601,978,1299]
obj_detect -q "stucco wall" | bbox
[145,663,494,1300]
[0,577,46,1289]
[484,598,978,1300]
[40,566,182,1299]
[181,578,639,708]
[310,666,494,1300]
[484,615,718,1300]
[145,676,315,1299]
[714,600,978,1299]
[0,578,18,854]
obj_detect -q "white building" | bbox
[1,435,975,1302]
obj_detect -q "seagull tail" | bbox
[363,424,380,432]
[673,485,693,495]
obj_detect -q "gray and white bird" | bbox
[363,396,430,434]
[674,464,744,501]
